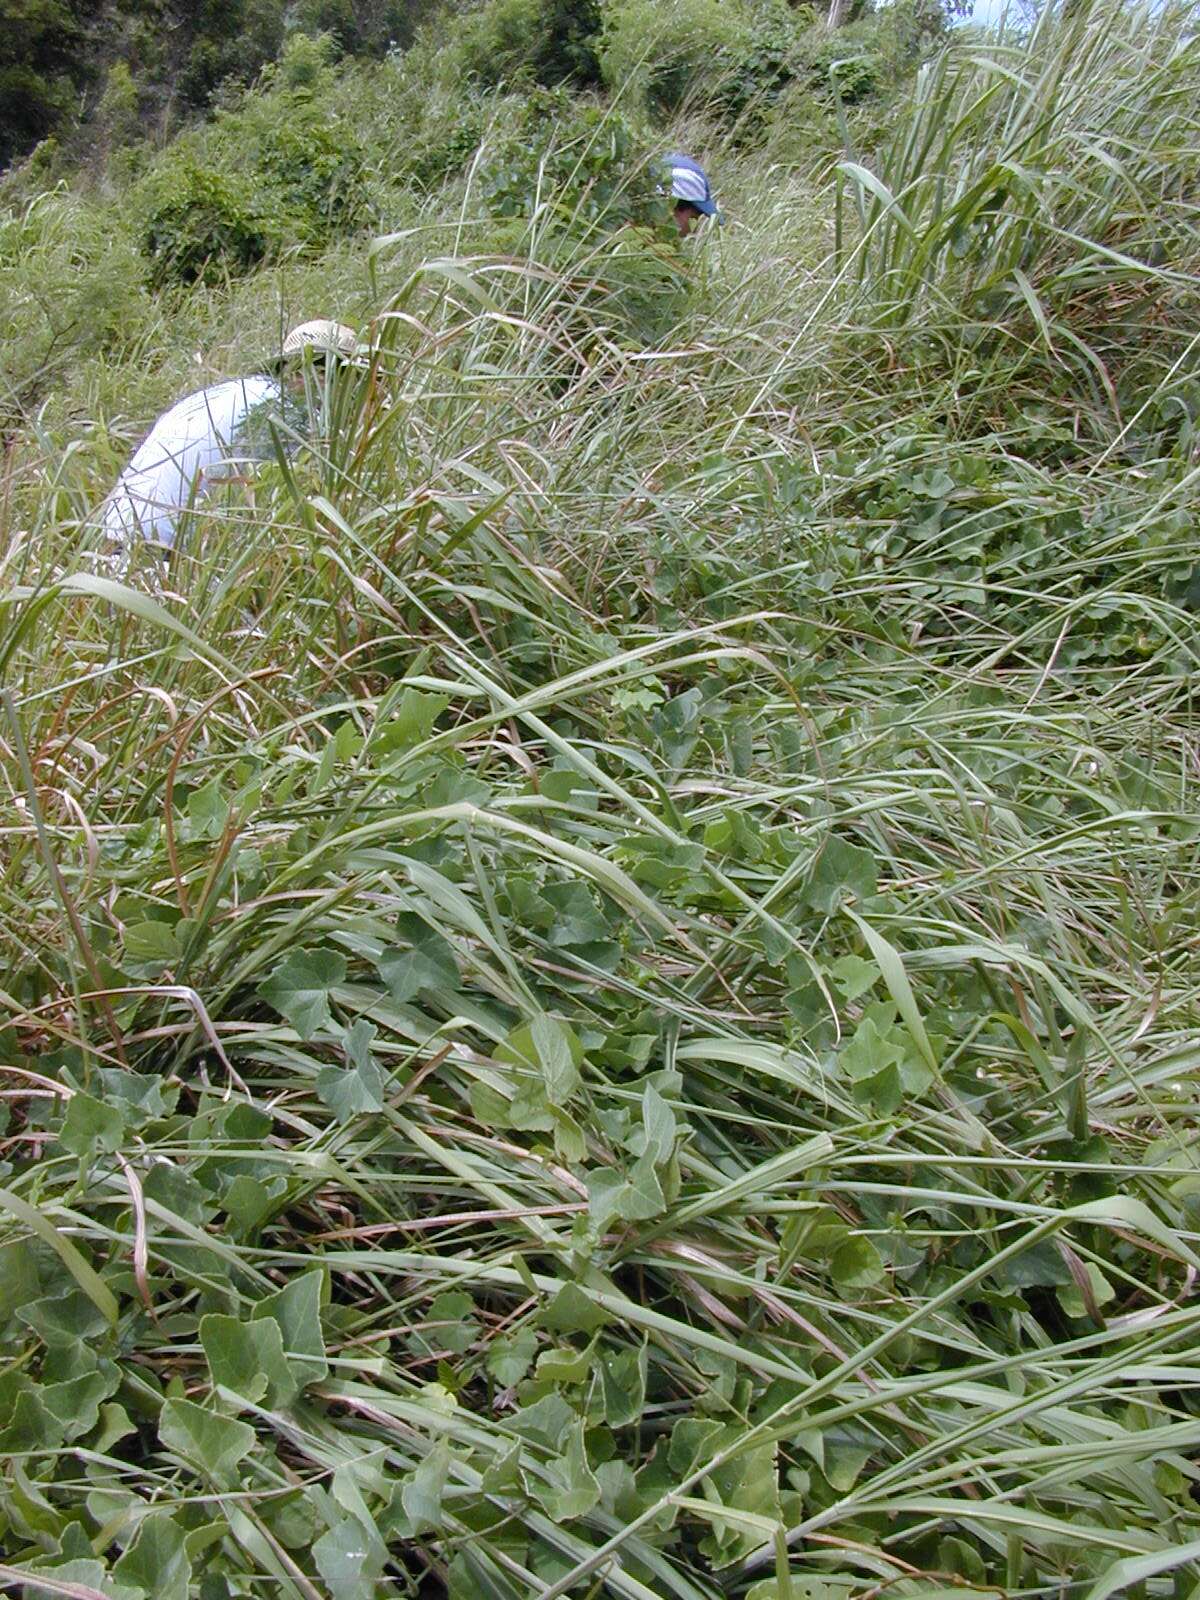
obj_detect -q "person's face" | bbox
[284,354,332,395]
[673,201,700,238]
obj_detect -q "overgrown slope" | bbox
[2,4,1200,1599]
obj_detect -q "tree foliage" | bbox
[0,0,102,166]
[456,0,605,88]
[0,0,442,166]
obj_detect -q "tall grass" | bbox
[2,3,1200,1598]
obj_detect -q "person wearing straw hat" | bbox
[661,153,719,237]
[96,318,359,555]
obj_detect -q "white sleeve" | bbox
[92,378,282,551]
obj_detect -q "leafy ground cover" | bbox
[2,3,1200,1597]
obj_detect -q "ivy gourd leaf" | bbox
[830,1235,887,1290]
[23,1562,143,1600]
[541,881,612,948]
[158,1397,255,1483]
[317,1019,385,1122]
[401,1439,452,1534]
[18,1288,110,1349]
[486,1326,538,1387]
[199,1314,299,1408]
[498,1015,582,1107]
[535,1335,597,1385]
[597,1343,647,1428]
[377,913,459,1002]
[371,688,449,755]
[257,948,346,1039]
[540,1419,600,1522]
[252,1270,328,1388]
[312,1514,387,1600]
[112,1512,192,1600]
[187,779,228,841]
[700,1441,782,1565]
[509,1390,577,1451]
[122,920,181,969]
[805,835,877,914]
[625,1081,676,1164]
[537,1281,611,1336]
[42,1365,120,1440]
[423,1290,478,1356]
[587,1148,665,1234]
[60,1091,126,1158]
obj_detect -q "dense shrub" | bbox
[581,223,692,344]
[175,0,286,108]
[94,60,142,152]
[288,0,439,53]
[455,0,604,88]
[249,37,370,204]
[747,0,951,167]
[790,18,879,103]
[596,0,946,137]
[803,0,947,105]
[469,88,690,364]
[408,106,487,188]
[717,0,943,147]
[599,0,752,114]
[134,38,371,287]
[873,0,952,72]
[713,4,815,132]
[137,155,277,288]
[298,36,487,192]
[288,0,361,51]
[479,88,660,230]
[271,27,337,89]
[220,41,373,242]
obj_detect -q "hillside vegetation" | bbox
[2,1,1200,1597]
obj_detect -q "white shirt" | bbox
[99,376,282,550]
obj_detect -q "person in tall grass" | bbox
[94,319,360,559]
[661,153,719,237]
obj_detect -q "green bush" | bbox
[233,93,372,241]
[408,105,487,188]
[272,27,337,89]
[872,0,951,75]
[296,38,486,193]
[470,88,688,364]
[714,0,930,145]
[288,0,436,54]
[478,88,660,230]
[137,156,277,289]
[235,37,372,238]
[288,0,360,52]
[144,39,374,267]
[176,0,287,108]
[793,20,878,103]
[94,61,141,151]
[789,0,948,109]
[582,223,692,344]
[456,0,604,88]
[750,0,951,166]
[712,6,810,131]
[599,0,752,114]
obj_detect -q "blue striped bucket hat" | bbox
[662,152,719,217]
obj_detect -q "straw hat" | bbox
[280,319,360,362]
